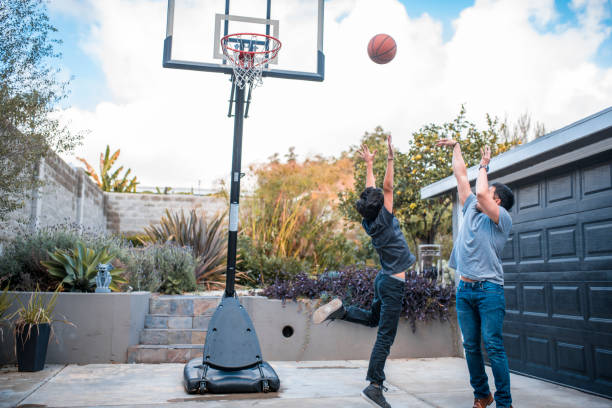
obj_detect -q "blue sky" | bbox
[50,0,612,111]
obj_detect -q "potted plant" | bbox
[0,284,11,340]
[11,285,67,372]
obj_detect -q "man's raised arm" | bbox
[436,139,471,206]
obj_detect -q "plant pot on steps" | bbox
[16,323,51,372]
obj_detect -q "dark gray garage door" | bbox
[501,151,612,398]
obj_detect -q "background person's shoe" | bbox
[472,393,494,408]
[361,384,391,408]
[312,298,345,324]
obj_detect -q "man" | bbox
[312,135,416,408]
[436,139,515,408]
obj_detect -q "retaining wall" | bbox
[0,292,151,364]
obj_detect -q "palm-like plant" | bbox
[41,242,126,292]
[77,145,138,192]
[141,209,238,290]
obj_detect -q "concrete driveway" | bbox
[1,358,609,407]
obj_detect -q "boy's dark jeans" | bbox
[456,279,512,407]
[343,271,405,385]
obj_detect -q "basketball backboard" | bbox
[163,0,324,81]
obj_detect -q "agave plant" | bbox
[141,209,240,290]
[41,242,126,292]
[77,145,138,192]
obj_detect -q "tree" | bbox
[339,106,519,251]
[77,146,139,193]
[0,0,81,220]
[501,112,546,145]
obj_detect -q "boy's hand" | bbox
[359,144,377,163]
[480,146,491,167]
[387,135,394,160]
[435,138,458,148]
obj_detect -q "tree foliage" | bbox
[77,145,139,192]
[339,106,519,248]
[0,0,81,219]
[239,150,357,283]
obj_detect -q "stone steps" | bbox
[127,344,203,364]
[140,328,207,345]
[128,295,220,363]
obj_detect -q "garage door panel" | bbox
[504,281,612,333]
[581,162,612,197]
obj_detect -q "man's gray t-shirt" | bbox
[449,193,512,285]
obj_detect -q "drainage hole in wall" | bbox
[282,325,294,338]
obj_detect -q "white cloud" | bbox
[59,0,612,189]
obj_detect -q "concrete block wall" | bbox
[0,146,226,243]
[105,193,226,236]
[0,150,106,244]
[0,292,151,364]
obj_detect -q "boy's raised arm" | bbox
[383,135,394,213]
[358,144,377,188]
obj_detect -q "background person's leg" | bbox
[480,283,512,407]
[365,274,404,385]
[457,283,491,399]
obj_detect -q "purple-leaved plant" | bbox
[261,265,455,332]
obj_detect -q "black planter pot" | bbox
[16,323,50,372]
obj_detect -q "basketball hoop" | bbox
[221,33,281,89]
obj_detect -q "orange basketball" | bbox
[367,34,397,64]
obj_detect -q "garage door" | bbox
[501,151,612,398]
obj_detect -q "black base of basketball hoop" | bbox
[184,360,280,394]
[183,295,280,394]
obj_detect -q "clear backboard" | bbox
[163,0,324,81]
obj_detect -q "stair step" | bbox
[127,344,203,364]
[140,329,207,345]
[149,296,219,315]
[145,314,212,329]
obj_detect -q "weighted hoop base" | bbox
[184,359,280,394]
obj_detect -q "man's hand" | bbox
[359,144,377,163]
[435,138,458,148]
[480,146,491,167]
[387,135,394,160]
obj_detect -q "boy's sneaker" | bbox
[361,384,391,408]
[312,298,345,324]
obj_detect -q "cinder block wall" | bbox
[105,193,227,236]
[0,147,226,243]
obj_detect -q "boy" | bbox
[312,135,415,408]
[436,139,515,408]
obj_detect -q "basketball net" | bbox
[221,33,281,90]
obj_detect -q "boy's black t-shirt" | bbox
[362,207,416,275]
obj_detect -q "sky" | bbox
[47,0,612,191]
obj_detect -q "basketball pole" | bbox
[225,79,245,298]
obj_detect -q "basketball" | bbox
[367,34,397,64]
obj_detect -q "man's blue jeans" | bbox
[456,279,512,407]
[343,271,405,385]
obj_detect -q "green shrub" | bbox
[41,243,126,292]
[124,245,196,294]
[238,237,307,285]
[141,209,227,290]
[0,224,129,291]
